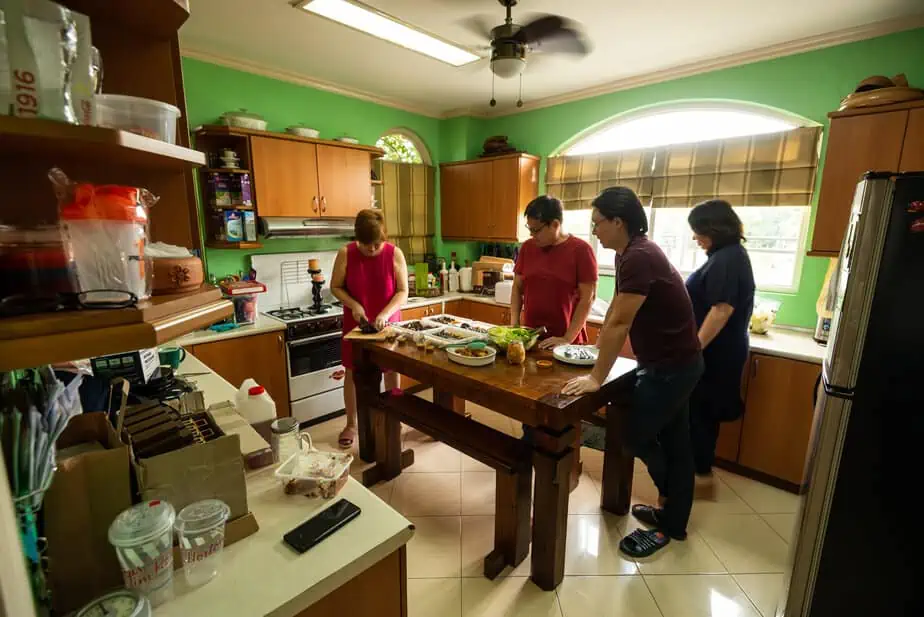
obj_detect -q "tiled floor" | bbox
[307,398,800,617]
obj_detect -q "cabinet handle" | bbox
[278,334,283,350]
[752,358,759,379]
[312,196,319,213]
[321,196,327,214]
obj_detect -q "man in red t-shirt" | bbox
[511,196,597,349]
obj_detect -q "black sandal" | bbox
[619,528,670,558]
[631,504,663,527]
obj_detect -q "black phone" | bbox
[283,499,361,554]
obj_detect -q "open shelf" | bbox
[202,168,252,174]
[371,179,384,185]
[208,203,255,210]
[0,116,206,169]
[207,241,263,250]
[0,286,232,371]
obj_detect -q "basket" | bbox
[274,434,352,499]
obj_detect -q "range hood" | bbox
[259,216,354,238]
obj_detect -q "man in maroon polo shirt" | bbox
[511,196,597,349]
[563,186,704,558]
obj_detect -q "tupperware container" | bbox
[275,434,352,499]
[174,499,231,588]
[95,94,181,144]
[107,500,176,606]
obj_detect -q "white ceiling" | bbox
[180,0,924,117]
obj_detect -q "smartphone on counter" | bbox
[283,499,362,554]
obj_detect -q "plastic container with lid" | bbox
[95,93,181,144]
[107,500,176,606]
[235,378,276,424]
[0,224,78,300]
[174,499,231,587]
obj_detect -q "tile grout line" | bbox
[638,570,669,617]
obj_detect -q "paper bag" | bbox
[43,412,132,614]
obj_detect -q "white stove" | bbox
[265,304,343,323]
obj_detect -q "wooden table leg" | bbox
[570,423,583,492]
[601,402,634,515]
[434,388,467,416]
[485,467,532,579]
[354,348,381,464]
[531,436,574,591]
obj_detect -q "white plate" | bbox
[552,345,599,366]
[446,345,496,367]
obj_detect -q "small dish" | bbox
[552,345,599,366]
[536,359,553,369]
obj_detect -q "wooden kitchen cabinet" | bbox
[900,108,924,172]
[317,144,373,217]
[443,300,468,318]
[187,331,291,417]
[440,153,539,242]
[811,101,924,255]
[738,354,821,485]
[465,301,510,325]
[250,136,320,218]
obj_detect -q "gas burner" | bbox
[307,304,331,315]
[265,304,344,323]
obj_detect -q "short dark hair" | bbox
[592,187,648,236]
[524,195,563,223]
[688,200,744,248]
[354,208,386,244]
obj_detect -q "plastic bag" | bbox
[750,298,781,335]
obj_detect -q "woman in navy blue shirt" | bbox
[685,200,755,484]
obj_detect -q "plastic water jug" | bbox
[235,378,276,424]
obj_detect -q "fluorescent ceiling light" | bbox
[299,0,480,67]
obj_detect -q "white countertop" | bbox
[174,312,286,346]
[176,292,827,365]
[159,356,414,617]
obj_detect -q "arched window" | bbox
[375,129,429,164]
[551,103,819,293]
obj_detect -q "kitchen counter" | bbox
[160,355,414,617]
[173,312,285,346]
[173,292,826,365]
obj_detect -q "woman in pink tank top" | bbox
[330,209,408,448]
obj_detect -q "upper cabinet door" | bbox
[316,145,371,218]
[899,108,924,172]
[811,111,908,255]
[250,136,320,218]
[491,157,520,240]
[467,161,495,239]
[440,163,471,239]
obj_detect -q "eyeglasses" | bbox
[591,218,607,232]
[525,223,548,236]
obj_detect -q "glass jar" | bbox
[507,341,526,365]
[270,417,301,464]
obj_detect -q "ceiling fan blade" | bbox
[529,29,590,55]
[458,14,494,41]
[511,14,568,44]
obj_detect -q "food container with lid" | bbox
[219,108,267,130]
[275,434,352,499]
[107,500,176,606]
[174,499,231,587]
[95,94,181,143]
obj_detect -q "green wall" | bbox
[182,26,924,327]
[181,57,443,279]
[465,27,924,328]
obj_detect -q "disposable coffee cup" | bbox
[175,499,231,587]
[108,500,176,606]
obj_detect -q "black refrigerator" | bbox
[780,171,924,616]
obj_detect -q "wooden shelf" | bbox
[371,179,384,185]
[0,116,206,169]
[62,0,190,38]
[202,168,252,174]
[0,286,232,371]
[207,241,263,250]
[194,124,385,157]
[208,203,255,210]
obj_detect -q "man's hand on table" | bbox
[539,336,570,350]
[562,374,600,396]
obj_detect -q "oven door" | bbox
[286,331,345,401]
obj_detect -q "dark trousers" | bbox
[690,407,721,476]
[626,354,704,538]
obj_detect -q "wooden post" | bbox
[485,467,532,579]
[600,402,634,515]
[530,434,574,591]
[354,345,382,463]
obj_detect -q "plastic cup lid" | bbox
[108,500,176,548]
[175,499,230,536]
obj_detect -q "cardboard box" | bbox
[43,412,133,615]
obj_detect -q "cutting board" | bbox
[343,326,395,341]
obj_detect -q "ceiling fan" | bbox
[462,0,590,106]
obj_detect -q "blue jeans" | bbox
[626,354,704,538]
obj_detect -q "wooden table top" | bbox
[356,340,637,429]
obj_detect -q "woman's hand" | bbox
[373,313,388,332]
[539,336,570,350]
[352,306,367,323]
[562,374,600,396]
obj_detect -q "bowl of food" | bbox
[446,343,497,367]
[487,326,545,353]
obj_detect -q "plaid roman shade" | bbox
[374,160,435,263]
[545,149,655,210]
[545,126,822,209]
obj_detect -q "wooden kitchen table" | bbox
[352,340,637,591]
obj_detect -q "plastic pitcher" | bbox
[107,500,176,606]
[235,378,276,424]
[175,499,231,587]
